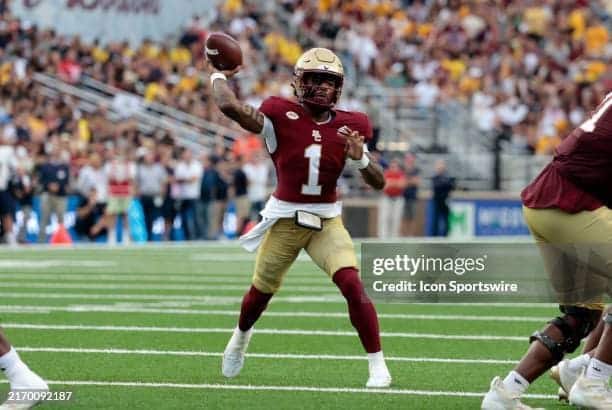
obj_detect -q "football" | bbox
[205,32,243,71]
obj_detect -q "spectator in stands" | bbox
[431,159,455,237]
[77,152,108,200]
[136,150,167,241]
[174,147,202,240]
[160,148,177,241]
[0,135,16,245]
[74,187,106,242]
[210,159,230,239]
[12,146,34,243]
[364,95,382,152]
[36,142,70,243]
[104,146,136,245]
[402,153,421,236]
[231,155,249,236]
[378,158,407,239]
[197,154,218,240]
[242,150,268,222]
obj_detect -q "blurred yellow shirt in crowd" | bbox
[579,60,607,83]
[78,119,91,143]
[568,9,586,40]
[223,0,243,15]
[0,62,11,85]
[170,47,192,65]
[459,76,480,96]
[264,33,302,65]
[92,46,109,63]
[27,116,47,140]
[318,0,336,13]
[417,23,433,39]
[441,59,466,81]
[145,82,167,102]
[372,0,394,17]
[176,75,198,93]
[585,25,609,55]
[524,7,550,36]
[535,135,561,155]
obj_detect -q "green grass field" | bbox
[0,244,579,409]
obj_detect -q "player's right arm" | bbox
[209,66,264,134]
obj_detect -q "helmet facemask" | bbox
[293,71,343,110]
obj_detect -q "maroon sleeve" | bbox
[353,112,373,142]
[259,96,284,122]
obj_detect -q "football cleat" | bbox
[0,365,49,410]
[550,359,581,401]
[481,377,544,410]
[365,362,391,388]
[569,371,612,410]
[221,327,252,378]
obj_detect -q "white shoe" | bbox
[0,365,49,409]
[481,377,543,410]
[550,359,581,400]
[366,363,391,388]
[569,371,612,410]
[221,327,252,378]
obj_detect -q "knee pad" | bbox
[529,305,602,363]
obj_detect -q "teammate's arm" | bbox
[341,128,385,190]
[209,66,264,134]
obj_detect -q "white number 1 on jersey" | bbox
[301,144,322,195]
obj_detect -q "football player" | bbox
[0,331,48,409]
[567,306,612,408]
[482,92,612,409]
[208,48,391,387]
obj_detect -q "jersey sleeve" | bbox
[258,97,284,154]
[353,112,373,142]
[258,96,284,122]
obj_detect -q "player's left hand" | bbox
[338,126,364,160]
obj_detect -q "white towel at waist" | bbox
[239,196,342,252]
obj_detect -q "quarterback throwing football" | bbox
[208,47,391,387]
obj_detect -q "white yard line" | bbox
[0,379,552,399]
[15,346,518,365]
[0,282,334,292]
[0,292,558,309]
[0,260,116,269]
[0,273,328,284]
[0,305,550,322]
[0,292,343,303]
[2,323,525,341]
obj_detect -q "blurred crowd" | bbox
[1,0,609,154]
[0,0,611,243]
[220,0,612,154]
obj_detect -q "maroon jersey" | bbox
[522,92,612,212]
[259,96,372,203]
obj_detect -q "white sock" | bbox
[502,371,529,396]
[367,351,386,370]
[568,353,591,372]
[586,358,612,381]
[231,327,252,351]
[0,348,27,381]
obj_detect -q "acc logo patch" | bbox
[286,111,299,120]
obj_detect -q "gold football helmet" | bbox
[292,48,344,108]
